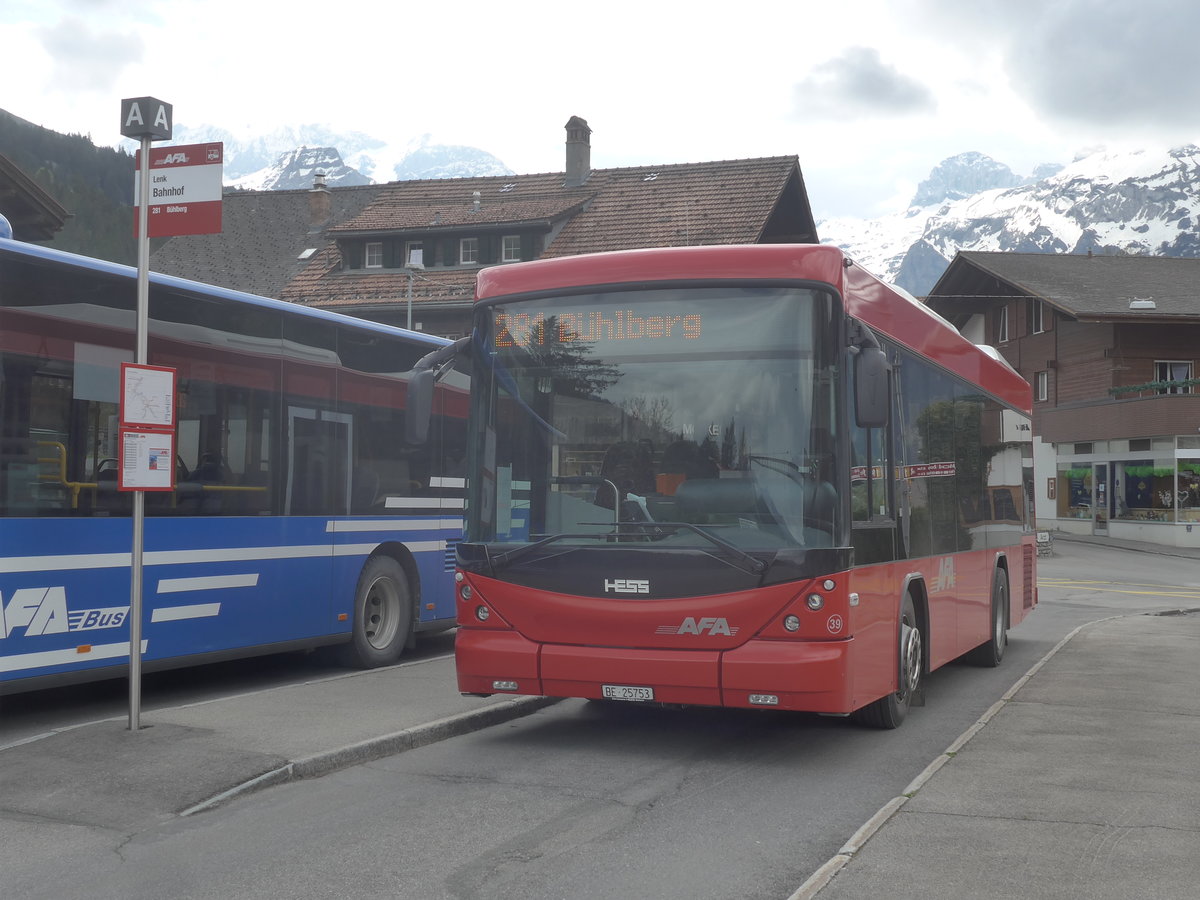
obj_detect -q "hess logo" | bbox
[656,616,739,637]
[604,579,649,594]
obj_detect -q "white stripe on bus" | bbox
[384,497,466,509]
[0,640,147,674]
[152,603,221,623]
[0,540,449,575]
[428,476,466,488]
[157,574,260,593]
[325,518,461,533]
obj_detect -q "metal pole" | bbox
[129,136,151,731]
[406,268,413,330]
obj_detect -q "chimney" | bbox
[564,116,592,188]
[309,172,331,227]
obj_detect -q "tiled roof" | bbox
[329,178,589,233]
[279,247,477,309]
[151,184,383,299]
[153,153,816,319]
[935,251,1200,320]
[541,156,804,256]
[0,153,70,240]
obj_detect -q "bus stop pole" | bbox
[129,134,151,731]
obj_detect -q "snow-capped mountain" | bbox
[821,146,1200,295]
[172,124,511,190]
[226,146,371,191]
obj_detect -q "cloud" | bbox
[1003,2,1200,133]
[907,0,1200,138]
[36,15,143,91]
[791,47,936,121]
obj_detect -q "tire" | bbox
[852,593,922,729]
[339,555,413,668]
[965,567,1009,668]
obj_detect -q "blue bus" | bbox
[0,237,466,694]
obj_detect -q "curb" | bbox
[180,695,561,816]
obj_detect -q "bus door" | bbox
[286,407,353,516]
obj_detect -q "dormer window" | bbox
[365,241,383,269]
[459,237,479,265]
[502,235,521,263]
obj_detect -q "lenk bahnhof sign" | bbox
[132,142,223,238]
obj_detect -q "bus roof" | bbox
[0,237,451,350]
[476,244,1031,414]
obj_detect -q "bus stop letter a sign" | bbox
[121,97,173,140]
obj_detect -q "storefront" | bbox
[1051,436,1200,546]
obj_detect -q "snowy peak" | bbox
[173,124,512,189]
[821,145,1200,295]
[909,151,1025,208]
[228,146,370,191]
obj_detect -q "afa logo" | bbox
[0,587,128,639]
[656,616,740,637]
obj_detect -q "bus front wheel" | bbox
[340,555,413,668]
[852,593,922,729]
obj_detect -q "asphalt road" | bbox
[4,540,1196,899]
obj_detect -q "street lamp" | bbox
[405,248,425,331]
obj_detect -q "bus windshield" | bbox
[469,285,841,554]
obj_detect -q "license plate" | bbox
[602,684,655,702]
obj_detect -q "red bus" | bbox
[427,244,1036,728]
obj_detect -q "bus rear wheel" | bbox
[965,567,1008,667]
[340,555,412,668]
[852,593,922,729]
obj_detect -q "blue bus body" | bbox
[0,238,465,693]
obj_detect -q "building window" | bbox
[502,235,521,263]
[365,241,383,269]
[405,241,424,268]
[1029,299,1045,334]
[1035,370,1048,402]
[459,237,479,265]
[1156,360,1193,394]
[996,305,1009,343]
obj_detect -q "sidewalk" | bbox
[1047,529,1200,560]
[0,655,555,830]
[795,609,1200,900]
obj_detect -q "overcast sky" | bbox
[4,0,1198,219]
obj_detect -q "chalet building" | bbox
[151,117,818,337]
[927,251,1200,548]
[0,153,70,240]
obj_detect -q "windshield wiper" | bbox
[487,522,766,578]
[643,521,768,577]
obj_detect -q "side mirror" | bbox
[854,347,889,428]
[405,368,435,445]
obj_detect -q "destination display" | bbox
[494,309,702,348]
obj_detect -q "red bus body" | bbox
[456,244,1036,722]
